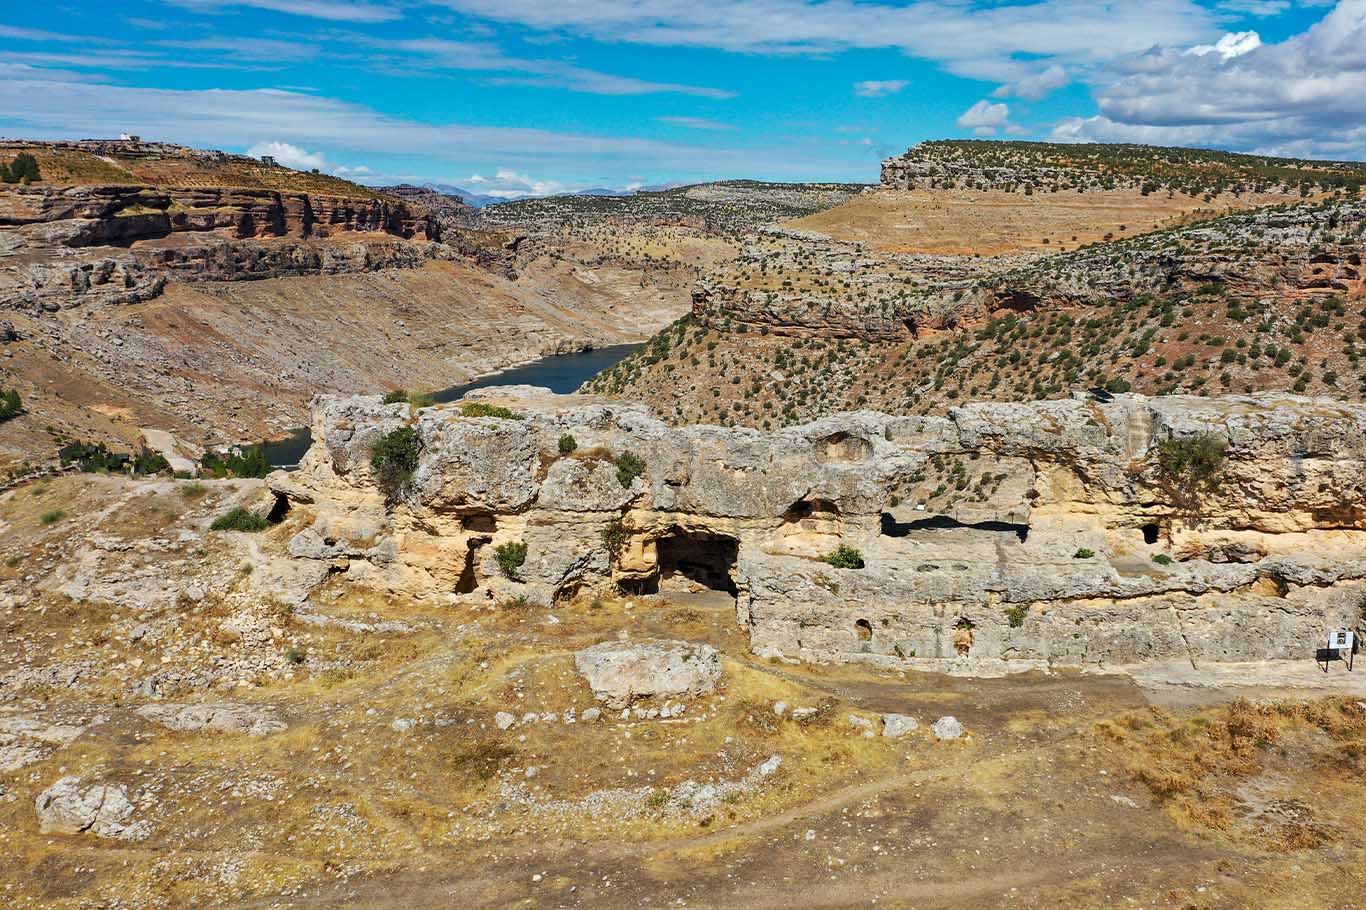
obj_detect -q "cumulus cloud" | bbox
[247,141,328,170]
[992,64,1069,101]
[1052,1,1366,158]
[1187,30,1261,59]
[463,169,564,198]
[956,99,1011,136]
[853,80,908,97]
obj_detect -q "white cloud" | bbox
[0,75,851,182]
[853,80,908,97]
[992,64,1068,101]
[247,141,328,170]
[656,116,737,130]
[1053,1,1366,158]
[358,37,734,98]
[434,0,1221,83]
[1217,0,1290,17]
[163,0,401,23]
[956,99,1011,136]
[1188,30,1262,59]
[464,169,564,198]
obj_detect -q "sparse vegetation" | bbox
[0,152,40,185]
[614,451,646,488]
[493,541,528,580]
[558,433,578,455]
[210,507,269,533]
[0,388,21,422]
[39,509,65,525]
[1156,433,1228,531]
[370,426,423,503]
[200,445,270,479]
[460,402,522,420]
[1073,547,1095,559]
[820,544,865,569]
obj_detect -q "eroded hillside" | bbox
[591,142,1366,427]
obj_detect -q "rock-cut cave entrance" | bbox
[646,528,740,596]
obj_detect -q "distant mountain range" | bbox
[422,182,686,208]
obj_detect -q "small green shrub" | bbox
[285,645,307,665]
[39,509,65,525]
[494,541,528,580]
[460,402,522,420]
[821,544,865,569]
[1073,547,1095,559]
[0,388,21,422]
[370,426,422,502]
[382,389,409,404]
[614,451,646,488]
[179,481,209,500]
[558,433,578,455]
[210,507,269,532]
[600,519,629,562]
[1153,554,1175,566]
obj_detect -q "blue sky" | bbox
[1,1,1363,196]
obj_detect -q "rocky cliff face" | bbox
[270,388,1366,671]
[881,140,1366,196]
[0,181,447,314]
[691,198,1365,343]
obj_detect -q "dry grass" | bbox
[1098,698,1366,850]
[786,186,1305,255]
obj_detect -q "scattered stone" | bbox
[790,706,818,721]
[772,700,788,717]
[35,777,151,840]
[881,713,918,738]
[847,714,874,729]
[573,640,721,709]
[932,716,965,741]
[581,708,601,723]
[494,711,516,731]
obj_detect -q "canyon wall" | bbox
[270,388,1366,669]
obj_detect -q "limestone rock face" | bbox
[574,640,722,709]
[35,777,150,840]
[136,703,286,737]
[275,388,1366,671]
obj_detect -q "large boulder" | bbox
[35,777,150,840]
[574,640,722,709]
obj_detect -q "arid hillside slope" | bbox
[592,141,1366,428]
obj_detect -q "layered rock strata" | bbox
[271,388,1366,669]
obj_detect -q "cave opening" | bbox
[855,618,873,641]
[880,512,1028,543]
[655,528,739,596]
[1141,523,1160,545]
[454,537,491,594]
[265,493,291,525]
